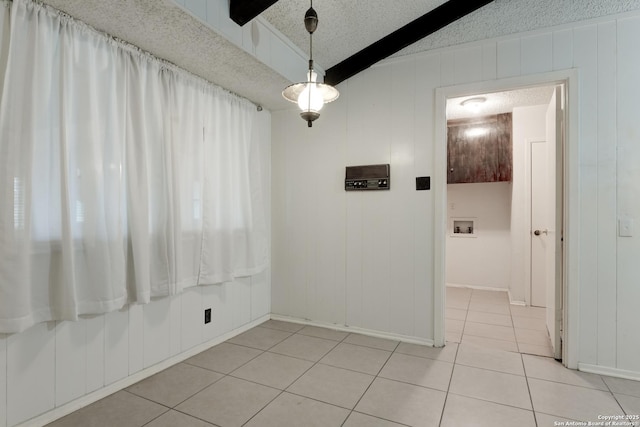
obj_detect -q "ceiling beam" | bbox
[324,0,494,86]
[230,0,279,26]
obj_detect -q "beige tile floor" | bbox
[444,286,554,356]
[46,288,640,427]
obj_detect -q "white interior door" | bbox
[545,86,563,359]
[530,141,548,308]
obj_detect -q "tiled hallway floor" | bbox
[444,286,555,357]
[46,289,640,427]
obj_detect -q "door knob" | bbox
[534,230,541,236]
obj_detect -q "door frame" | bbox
[433,69,580,369]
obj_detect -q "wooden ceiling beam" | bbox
[230,0,279,26]
[324,0,494,86]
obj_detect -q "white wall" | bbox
[272,61,433,341]
[510,105,548,303]
[271,11,640,377]
[0,112,272,427]
[446,182,512,289]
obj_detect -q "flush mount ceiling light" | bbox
[460,96,487,111]
[282,0,339,127]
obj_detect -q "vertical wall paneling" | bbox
[304,105,347,325]
[241,20,254,54]
[440,51,456,87]
[388,60,417,336]
[360,192,392,332]
[104,308,129,385]
[520,32,553,75]
[345,192,364,328]
[344,77,367,328]
[143,298,172,368]
[269,110,290,317]
[128,304,144,374]
[253,22,271,65]
[201,284,229,341]
[497,38,521,78]
[215,0,243,46]
[54,321,86,406]
[169,295,182,357]
[232,279,252,329]
[0,334,7,427]
[85,316,105,393]
[7,323,55,426]
[454,46,483,84]
[284,128,311,319]
[184,0,207,22]
[204,0,220,28]
[270,35,307,84]
[181,287,203,351]
[250,269,272,320]
[413,53,440,339]
[481,42,497,81]
[552,29,573,71]
[572,24,599,365]
[616,16,640,373]
[359,67,393,333]
[595,20,618,369]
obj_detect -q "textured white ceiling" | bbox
[37,0,640,111]
[261,0,447,69]
[447,86,556,121]
[263,0,640,68]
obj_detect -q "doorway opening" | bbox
[434,71,577,367]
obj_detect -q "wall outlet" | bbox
[204,308,212,324]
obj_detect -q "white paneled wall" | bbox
[272,11,640,377]
[616,15,640,374]
[0,279,270,427]
[0,112,271,427]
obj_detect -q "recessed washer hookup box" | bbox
[345,164,390,191]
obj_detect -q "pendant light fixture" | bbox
[282,0,339,127]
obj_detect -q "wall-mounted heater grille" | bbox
[345,164,390,191]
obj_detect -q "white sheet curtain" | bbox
[0,0,268,333]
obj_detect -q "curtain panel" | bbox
[0,0,269,333]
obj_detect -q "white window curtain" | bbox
[0,0,268,334]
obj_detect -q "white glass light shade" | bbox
[297,72,324,112]
[282,71,339,126]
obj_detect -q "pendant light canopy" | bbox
[282,1,339,127]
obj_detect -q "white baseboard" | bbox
[578,363,640,382]
[446,283,509,293]
[446,283,526,306]
[18,314,271,427]
[269,314,435,347]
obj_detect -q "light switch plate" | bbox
[619,219,633,237]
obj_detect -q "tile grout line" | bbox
[520,351,539,427]
[437,336,462,426]
[341,339,398,426]
[241,327,350,426]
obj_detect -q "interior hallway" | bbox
[44,289,640,427]
[445,286,554,357]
